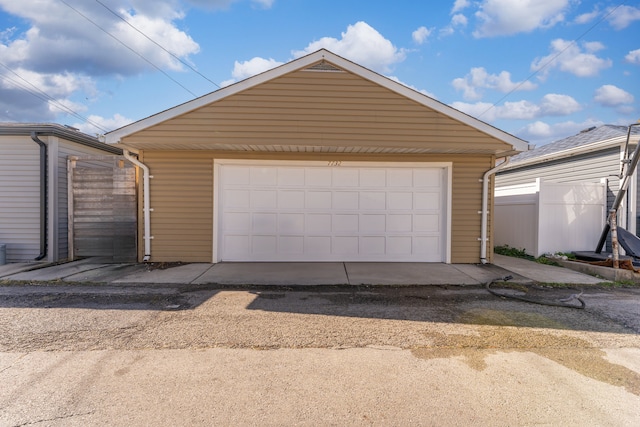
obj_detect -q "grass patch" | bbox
[494,245,561,266]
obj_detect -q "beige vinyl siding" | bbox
[139,153,213,262]
[122,68,513,154]
[0,136,40,262]
[140,151,493,263]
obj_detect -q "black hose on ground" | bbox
[485,276,586,309]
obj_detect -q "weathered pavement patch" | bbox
[0,284,639,425]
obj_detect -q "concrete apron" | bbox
[0,256,607,286]
[0,260,516,286]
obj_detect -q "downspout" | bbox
[30,132,48,261]
[480,156,511,264]
[123,149,152,261]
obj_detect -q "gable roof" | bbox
[501,124,640,170]
[104,49,528,156]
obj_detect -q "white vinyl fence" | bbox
[494,179,606,257]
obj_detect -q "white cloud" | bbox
[72,113,134,135]
[574,8,600,25]
[0,0,276,122]
[452,67,537,101]
[439,27,455,38]
[539,93,582,115]
[606,5,640,30]
[185,0,275,10]
[626,49,640,65]
[292,21,406,73]
[452,0,470,14]
[412,26,433,45]
[473,0,570,38]
[594,85,634,107]
[531,39,612,79]
[223,56,283,85]
[439,13,468,38]
[0,0,211,122]
[450,93,581,121]
[451,14,468,27]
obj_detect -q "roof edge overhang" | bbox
[500,134,640,171]
[0,122,122,154]
[104,49,529,155]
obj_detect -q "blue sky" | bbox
[0,0,639,146]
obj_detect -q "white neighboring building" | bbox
[495,125,640,256]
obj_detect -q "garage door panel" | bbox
[279,168,305,186]
[387,192,413,210]
[224,235,249,256]
[361,214,385,232]
[360,169,386,187]
[413,236,441,257]
[224,189,250,208]
[218,163,446,262]
[307,168,332,186]
[414,214,440,232]
[278,190,305,209]
[306,214,331,233]
[387,214,412,232]
[414,192,440,210]
[333,168,359,186]
[305,236,331,255]
[225,212,250,232]
[388,169,413,187]
[250,167,277,186]
[252,190,277,208]
[360,236,385,254]
[334,214,359,232]
[252,235,276,254]
[414,169,442,187]
[360,192,386,209]
[280,236,303,253]
[333,192,358,209]
[252,213,277,233]
[306,191,331,209]
[388,236,412,255]
[225,167,251,185]
[279,213,304,233]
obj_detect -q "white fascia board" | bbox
[105,49,528,152]
[105,50,333,144]
[327,54,529,153]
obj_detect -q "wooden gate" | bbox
[68,156,137,262]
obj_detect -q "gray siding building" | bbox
[0,123,122,263]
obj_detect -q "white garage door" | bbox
[216,161,448,262]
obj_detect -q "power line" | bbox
[477,2,626,119]
[94,0,220,89]
[58,0,198,98]
[0,62,109,132]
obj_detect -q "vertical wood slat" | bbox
[70,157,137,262]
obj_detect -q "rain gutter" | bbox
[123,149,152,261]
[480,157,510,264]
[30,132,48,261]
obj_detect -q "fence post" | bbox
[610,209,619,269]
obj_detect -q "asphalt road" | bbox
[1,283,639,426]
